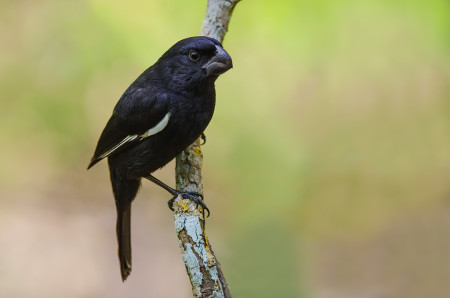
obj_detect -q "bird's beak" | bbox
[203,45,233,76]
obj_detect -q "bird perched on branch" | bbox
[87,36,232,281]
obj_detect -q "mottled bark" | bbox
[201,0,241,42]
[173,0,240,297]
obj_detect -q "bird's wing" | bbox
[88,88,169,169]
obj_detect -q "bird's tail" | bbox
[109,169,141,281]
[116,202,133,281]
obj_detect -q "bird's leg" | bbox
[200,132,206,145]
[145,175,210,217]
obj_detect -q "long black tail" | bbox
[109,168,141,281]
[117,202,133,281]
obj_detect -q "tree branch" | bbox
[201,0,241,42]
[172,0,240,297]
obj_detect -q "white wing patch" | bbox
[98,113,171,159]
[98,134,139,159]
[140,112,170,138]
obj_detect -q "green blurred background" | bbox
[0,0,448,297]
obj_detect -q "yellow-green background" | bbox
[1,0,448,297]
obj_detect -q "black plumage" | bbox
[87,36,232,281]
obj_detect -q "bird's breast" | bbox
[171,90,215,127]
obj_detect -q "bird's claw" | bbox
[200,133,206,145]
[168,191,210,217]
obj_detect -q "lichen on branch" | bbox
[172,0,240,297]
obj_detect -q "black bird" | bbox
[87,36,232,281]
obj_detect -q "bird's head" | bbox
[156,36,233,90]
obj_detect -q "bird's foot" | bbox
[168,191,210,217]
[200,133,206,145]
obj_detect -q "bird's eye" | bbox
[188,50,200,61]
